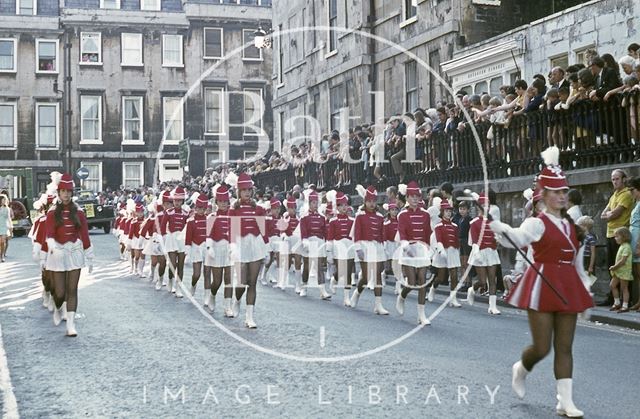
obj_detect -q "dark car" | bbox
[74,190,115,234]
[9,198,32,237]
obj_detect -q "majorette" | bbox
[205,184,233,315]
[185,193,210,301]
[430,200,462,308]
[161,186,190,298]
[298,189,331,300]
[326,191,355,306]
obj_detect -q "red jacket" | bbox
[265,215,281,238]
[284,214,299,237]
[434,219,460,249]
[300,211,326,240]
[469,216,497,250]
[383,217,398,242]
[398,206,432,243]
[185,214,208,246]
[353,209,384,243]
[229,203,266,238]
[45,204,91,249]
[33,215,49,252]
[208,210,231,242]
[327,214,354,241]
[128,216,145,240]
[122,217,132,236]
[161,207,189,235]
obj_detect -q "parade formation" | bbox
[23,145,598,417]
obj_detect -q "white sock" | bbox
[614,298,620,305]
[622,302,628,309]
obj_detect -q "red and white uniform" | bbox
[161,206,189,252]
[397,206,432,267]
[121,216,133,248]
[300,210,327,258]
[327,213,355,260]
[283,214,301,255]
[383,215,398,260]
[352,209,386,262]
[468,215,500,267]
[266,214,282,252]
[229,202,268,263]
[31,214,49,265]
[45,204,93,271]
[185,213,208,263]
[142,212,164,256]
[493,212,593,312]
[128,216,146,250]
[431,219,461,269]
[205,209,232,267]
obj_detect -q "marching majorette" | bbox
[161,186,190,298]
[185,193,209,303]
[299,190,331,300]
[430,200,462,308]
[395,181,433,325]
[489,146,592,417]
[350,185,389,315]
[205,185,233,315]
[128,202,147,278]
[262,197,282,286]
[31,178,57,311]
[327,191,355,306]
[121,203,134,270]
[114,202,127,260]
[281,196,302,292]
[466,194,502,315]
[141,200,165,290]
[228,173,268,328]
[45,173,94,337]
[382,202,401,295]
[157,190,173,287]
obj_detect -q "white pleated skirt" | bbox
[400,242,432,268]
[205,240,232,268]
[356,241,387,263]
[432,247,462,269]
[285,235,302,256]
[333,238,355,260]
[163,230,186,253]
[131,236,146,250]
[268,236,283,253]
[237,234,268,263]
[46,240,86,272]
[385,240,400,261]
[189,242,207,263]
[470,248,500,267]
[142,234,165,257]
[300,237,327,258]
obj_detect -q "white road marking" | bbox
[320,326,326,348]
[0,325,20,419]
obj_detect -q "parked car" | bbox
[74,190,115,234]
[9,198,31,237]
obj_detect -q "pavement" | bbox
[1,232,639,418]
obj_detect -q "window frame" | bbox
[204,150,222,168]
[100,0,121,9]
[80,161,103,193]
[163,97,184,145]
[122,96,144,145]
[122,161,145,189]
[0,102,17,150]
[404,60,418,113]
[16,0,36,15]
[35,39,59,74]
[80,95,103,144]
[242,29,263,62]
[140,0,161,11]
[204,87,225,135]
[162,34,184,68]
[400,0,418,27]
[79,32,103,66]
[158,159,183,182]
[121,33,143,67]
[0,38,17,73]
[203,27,224,60]
[242,88,263,136]
[35,102,60,150]
[326,0,338,56]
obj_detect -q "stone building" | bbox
[0,0,273,195]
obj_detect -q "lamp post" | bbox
[253,25,272,49]
[53,29,72,173]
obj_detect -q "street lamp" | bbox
[253,26,272,49]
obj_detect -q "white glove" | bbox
[46,238,56,255]
[435,242,445,255]
[489,220,509,235]
[39,252,47,270]
[405,245,416,258]
[356,249,365,261]
[302,240,310,253]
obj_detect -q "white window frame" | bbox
[203,28,224,59]
[100,0,121,9]
[140,0,161,11]
[243,150,257,161]
[242,88,263,136]
[204,87,225,135]
[400,0,418,28]
[204,150,222,168]
[35,102,60,150]
[79,32,102,65]
[0,103,17,149]
[404,60,418,112]
[16,0,36,15]
[80,95,103,144]
[325,0,338,57]
[122,96,144,145]
[35,39,59,74]
[163,97,184,145]
[80,161,103,193]
[121,33,143,67]
[122,162,145,189]
[158,159,183,182]
[162,34,184,67]
[0,38,17,73]
[242,29,263,62]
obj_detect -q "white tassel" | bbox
[224,172,238,189]
[541,146,560,166]
[355,184,366,199]
[470,192,480,201]
[146,199,156,213]
[522,188,533,201]
[49,171,62,187]
[398,184,407,196]
[211,183,220,197]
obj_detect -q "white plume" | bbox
[147,199,157,213]
[432,196,442,208]
[257,200,270,211]
[470,192,480,201]
[49,171,62,186]
[355,184,366,199]
[33,196,44,210]
[541,146,560,166]
[126,198,136,214]
[398,183,407,196]
[211,184,220,197]
[325,190,337,209]
[224,172,238,189]
[523,188,534,201]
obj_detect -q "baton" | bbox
[501,231,568,306]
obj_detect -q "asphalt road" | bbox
[1,232,638,418]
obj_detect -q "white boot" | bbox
[53,306,62,326]
[65,311,77,337]
[204,292,212,310]
[47,296,54,312]
[299,284,307,297]
[175,281,184,298]
[259,266,268,286]
[168,277,174,293]
[343,288,351,307]
[162,276,168,287]
[374,296,389,315]
[245,305,257,329]
[137,260,146,278]
[396,295,405,316]
[417,304,431,325]
[449,290,462,307]
[294,270,302,294]
[319,284,332,300]
[61,302,68,321]
[394,281,401,295]
[556,379,583,418]
[155,275,163,290]
[224,298,234,317]
[148,267,156,282]
[232,299,240,318]
[512,360,527,399]
[190,284,196,297]
[427,286,435,302]
[42,290,48,308]
[488,295,501,315]
[350,289,361,308]
[467,287,475,306]
[329,277,337,294]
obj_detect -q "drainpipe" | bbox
[63,28,72,173]
[368,0,376,123]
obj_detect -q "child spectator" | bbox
[577,215,597,278]
[609,227,633,312]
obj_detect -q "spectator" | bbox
[389,115,408,179]
[627,176,640,311]
[628,42,640,60]
[609,227,633,312]
[589,56,622,101]
[549,66,570,90]
[577,215,597,278]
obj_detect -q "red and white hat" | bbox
[237,173,254,190]
[135,202,145,213]
[325,202,333,217]
[440,200,453,211]
[57,173,74,191]
[538,146,569,190]
[286,196,297,209]
[406,181,421,197]
[387,202,398,210]
[477,193,489,207]
[269,197,281,208]
[364,186,377,202]
[171,186,186,200]
[308,190,319,203]
[160,190,172,203]
[336,192,348,206]
[215,185,230,202]
[195,193,209,208]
